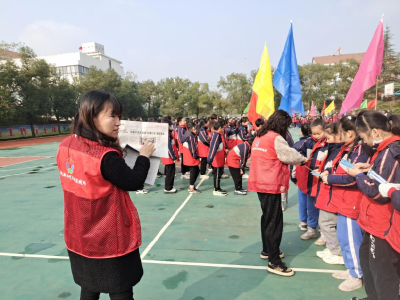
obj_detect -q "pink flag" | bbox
[310,101,316,116]
[339,18,384,116]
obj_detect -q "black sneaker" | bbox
[260,251,285,260]
[266,262,294,277]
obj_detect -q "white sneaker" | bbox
[234,190,247,195]
[200,175,209,179]
[300,227,318,240]
[242,174,249,179]
[316,248,332,259]
[332,269,350,280]
[314,235,327,246]
[181,174,190,180]
[298,222,308,231]
[221,174,229,179]
[338,276,363,292]
[136,188,149,194]
[164,188,177,194]
[323,254,344,265]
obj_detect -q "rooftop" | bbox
[312,52,365,65]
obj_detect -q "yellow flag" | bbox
[324,101,335,114]
[254,43,275,119]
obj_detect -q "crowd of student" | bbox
[59,90,399,300]
[150,109,400,300]
[288,111,400,300]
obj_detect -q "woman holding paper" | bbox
[57,90,155,300]
[347,111,400,300]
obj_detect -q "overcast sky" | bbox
[1,0,399,90]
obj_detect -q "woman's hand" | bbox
[321,175,328,184]
[139,140,156,158]
[302,157,309,165]
[321,171,329,177]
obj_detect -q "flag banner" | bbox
[248,43,274,124]
[321,101,326,116]
[339,18,384,116]
[274,23,303,116]
[243,102,250,114]
[367,99,377,110]
[310,102,316,116]
[325,101,335,114]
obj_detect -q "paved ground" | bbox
[0,129,367,299]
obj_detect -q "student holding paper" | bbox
[57,91,155,300]
[319,115,371,292]
[348,111,400,300]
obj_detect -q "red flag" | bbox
[79,46,82,50]
[248,92,262,124]
[321,101,326,116]
[367,99,377,110]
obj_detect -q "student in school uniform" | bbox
[227,121,238,150]
[348,111,400,300]
[226,137,254,195]
[313,122,344,250]
[207,121,228,196]
[197,120,212,179]
[296,119,328,240]
[237,117,252,144]
[291,123,312,231]
[161,118,179,194]
[177,117,190,180]
[318,115,371,292]
[181,121,201,194]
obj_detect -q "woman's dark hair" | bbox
[356,110,400,136]
[310,118,325,129]
[258,110,291,138]
[340,114,373,157]
[248,137,255,146]
[71,90,123,151]
[300,123,311,137]
[325,122,339,135]
[255,118,265,127]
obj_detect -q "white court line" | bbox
[140,170,212,260]
[0,166,58,179]
[0,252,339,273]
[0,162,56,172]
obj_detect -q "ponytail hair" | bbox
[324,122,339,135]
[341,114,373,157]
[355,110,400,135]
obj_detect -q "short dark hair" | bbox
[300,124,311,137]
[187,121,196,130]
[311,118,325,129]
[255,118,264,127]
[241,117,248,123]
[214,121,222,131]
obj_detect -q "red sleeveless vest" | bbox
[248,131,290,194]
[57,135,142,258]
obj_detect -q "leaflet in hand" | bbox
[124,146,160,186]
[305,166,323,177]
[339,159,355,173]
[367,169,388,184]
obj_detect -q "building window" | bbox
[109,60,111,69]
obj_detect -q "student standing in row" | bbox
[197,120,212,179]
[181,121,201,194]
[161,118,178,194]
[349,111,400,300]
[177,117,190,180]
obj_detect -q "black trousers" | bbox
[180,154,188,174]
[257,192,283,265]
[212,166,223,190]
[164,164,175,191]
[228,167,242,190]
[359,232,400,300]
[189,165,200,186]
[200,157,208,175]
[81,288,133,300]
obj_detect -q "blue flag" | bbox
[273,23,303,115]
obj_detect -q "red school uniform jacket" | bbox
[207,131,226,168]
[161,130,179,165]
[181,130,200,166]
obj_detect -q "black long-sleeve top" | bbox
[101,152,150,191]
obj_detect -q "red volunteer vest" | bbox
[248,131,290,194]
[57,135,141,258]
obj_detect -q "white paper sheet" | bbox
[124,146,160,186]
[118,120,168,158]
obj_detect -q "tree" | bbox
[75,67,122,96]
[217,73,252,113]
[158,77,192,117]
[49,70,78,133]
[381,26,400,84]
[116,72,144,119]
[138,80,160,118]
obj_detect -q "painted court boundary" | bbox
[0,253,338,274]
[140,169,212,259]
